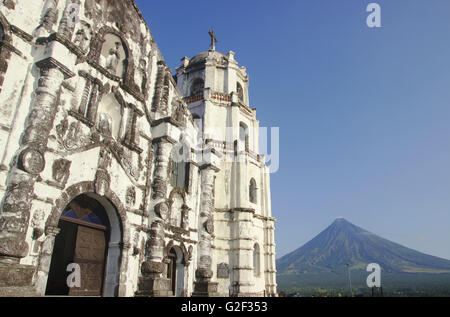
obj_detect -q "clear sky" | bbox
[135,0,450,260]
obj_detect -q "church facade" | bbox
[0,0,276,297]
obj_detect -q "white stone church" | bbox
[0,0,276,297]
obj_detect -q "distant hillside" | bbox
[277,218,450,295]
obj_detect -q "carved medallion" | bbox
[19,148,45,175]
[204,218,214,235]
[154,202,169,221]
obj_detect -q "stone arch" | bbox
[164,241,189,297]
[40,181,130,297]
[163,240,189,265]
[87,26,135,86]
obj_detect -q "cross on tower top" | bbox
[208,30,218,51]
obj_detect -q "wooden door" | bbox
[69,226,106,296]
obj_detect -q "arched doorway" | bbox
[166,246,185,297]
[45,194,122,296]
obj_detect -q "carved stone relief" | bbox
[126,186,136,206]
[171,99,186,127]
[217,263,230,279]
[52,158,72,186]
[73,21,92,53]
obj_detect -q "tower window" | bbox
[253,243,261,277]
[249,178,257,204]
[170,147,190,190]
[237,82,244,102]
[0,24,5,44]
[190,78,204,97]
[239,122,249,150]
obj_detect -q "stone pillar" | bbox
[0,56,72,291]
[192,165,219,297]
[268,222,277,296]
[136,137,174,297]
[35,226,60,295]
[0,58,72,264]
[136,220,172,297]
[231,209,255,297]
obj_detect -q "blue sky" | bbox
[135,0,450,260]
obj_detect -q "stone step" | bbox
[0,286,40,297]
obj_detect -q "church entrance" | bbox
[45,195,111,296]
[167,246,185,297]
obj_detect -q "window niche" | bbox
[96,92,124,140]
[70,71,104,127]
[122,103,144,153]
[249,178,257,204]
[170,146,190,191]
[237,82,244,102]
[100,34,128,79]
[190,78,204,97]
[239,122,249,151]
[253,243,261,277]
[0,24,5,44]
[0,19,12,94]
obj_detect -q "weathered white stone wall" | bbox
[0,0,276,297]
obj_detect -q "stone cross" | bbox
[208,30,218,51]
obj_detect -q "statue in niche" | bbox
[73,22,92,53]
[84,0,102,20]
[106,42,121,74]
[97,113,112,136]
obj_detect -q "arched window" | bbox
[239,122,249,150]
[170,146,190,190]
[253,243,261,277]
[190,78,204,97]
[249,178,257,204]
[0,24,5,44]
[237,82,244,102]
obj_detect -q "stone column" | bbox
[0,58,72,262]
[136,137,174,297]
[268,222,277,296]
[231,209,255,297]
[192,164,219,297]
[0,56,72,289]
[35,226,60,295]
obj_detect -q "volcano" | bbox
[276,218,450,294]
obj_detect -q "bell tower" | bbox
[175,38,254,150]
[175,33,277,297]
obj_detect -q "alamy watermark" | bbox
[366,263,381,288]
[366,3,382,28]
[66,3,81,28]
[66,263,81,288]
[171,120,280,174]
